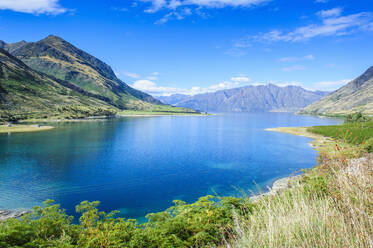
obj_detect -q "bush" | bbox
[345,112,370,123]
[0,196,251,248]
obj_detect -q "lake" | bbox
[0,113,341,220]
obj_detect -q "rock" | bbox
[249,175,301,202]
[0,209,30,221]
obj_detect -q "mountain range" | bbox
[0,35,194,121]
[157,84,329,113]
[300,66,373,115]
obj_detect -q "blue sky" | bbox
[0,0,372,95]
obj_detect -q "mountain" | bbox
[0,47,118,121]
[1,35,161,110]
[301,66,373,115]
[157,94,190,106]
[157,84,329,113]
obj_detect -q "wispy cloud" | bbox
[255,9,373,42]
[230,76,251,83]
[130,75,252,96]
[282,65,307,72]
[0,0,68,15]
[138,0,269,23]
[317,7,342,18]
[312,79,351,91]
[118,71,140,79]
[279,54,315,62]
[229,8,373,50]
[146,72,160,80]
[131,77,348,96]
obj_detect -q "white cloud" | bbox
[249,9,373,43]
[131,77,349,96]
[120,71,140,79]
[279,54,315,62]
[304,54,315,60]
[139,0,269,23]
[140,0,269,11]
[282,65,307,72]
[317,7,342,18]
[0,0,67,14]
[315,0,328,3]
[230,76,251,83]
[131,76,252,96]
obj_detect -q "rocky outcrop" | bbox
[0,209,30,221]
[249,175,302,202]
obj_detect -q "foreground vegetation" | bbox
[0,114,372,247]
[308,113,373,153]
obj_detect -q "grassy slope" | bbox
[118,104,201,116]
[12,36,162,110]
[301,66,373,115]
[0,49,119,122]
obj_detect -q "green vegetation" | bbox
[308,116,373,152]
[300,66,373,115]
[0,47,199,123]
[0,197,250,247]
[118,104,202,116]
[231,157,372,247]
[345,112,370,123]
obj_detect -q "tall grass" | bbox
[228,155,373,248]
[309,122,373,145]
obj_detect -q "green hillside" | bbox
[301,66,373,115]
[0,48,119,122]
[5,35,162,110]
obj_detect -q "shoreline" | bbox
[0,124,54,134]
[265,126,337,156]
[117,114,209,117]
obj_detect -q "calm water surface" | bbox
[0,113,341,220]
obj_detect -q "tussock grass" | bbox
[309,121,373,152]
[228,155,373,248]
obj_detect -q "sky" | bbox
[0,0,372,96]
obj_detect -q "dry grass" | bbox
[0,124,54,134]
[266,127,362,158]
[228,155,373,248]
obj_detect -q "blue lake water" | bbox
[0,113,341,220]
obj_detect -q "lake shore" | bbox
[265,126,338,156]
[0,124,54,134]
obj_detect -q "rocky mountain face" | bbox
[301,66,373,115]
[157,84,329,113]
[1,35,161,110]
[0,47,118,121]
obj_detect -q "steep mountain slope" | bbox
[157,84,329,112]
[0,47,117,121]
[301,66,373,115]
[2,35,161,110]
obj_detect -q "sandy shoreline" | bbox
[0,124,54,134]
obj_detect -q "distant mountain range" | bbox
[301,66,373,115]
[157,84,330,113]
[0,35,194,121]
